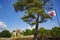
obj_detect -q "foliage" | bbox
[51,27,60,37]
[23,27,60,37]
[23,29,32,36]
[31,29,35,35]
[38,27,51,36]
[13,0,52,26]
[0,30,12,38]
[38,27,46,35]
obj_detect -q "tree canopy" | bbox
[13,0,52,26]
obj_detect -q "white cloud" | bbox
[27,25,35,30]
[0,21,7,28]
[20,28,26,30]
[17,26,35,31]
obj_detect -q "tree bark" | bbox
[34,14,39,40]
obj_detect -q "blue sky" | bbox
[0,0,60,31]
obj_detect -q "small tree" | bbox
[23,29,32,36]
[51,27,60,37]
[0,30,12,38]
[31,29,35,35]
[38,27,51,36]
[38,27,47,35]
[13,0,52,40]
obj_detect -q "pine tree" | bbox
[13,0,52,40]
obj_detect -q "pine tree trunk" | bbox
[34,14,39,40]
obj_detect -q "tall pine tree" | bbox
[13,0,52,40]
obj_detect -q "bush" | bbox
[0,30,12,38]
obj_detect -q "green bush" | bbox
[0,30,12,38]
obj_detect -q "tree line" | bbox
[0,26,60,38]
[23,26,60,37]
